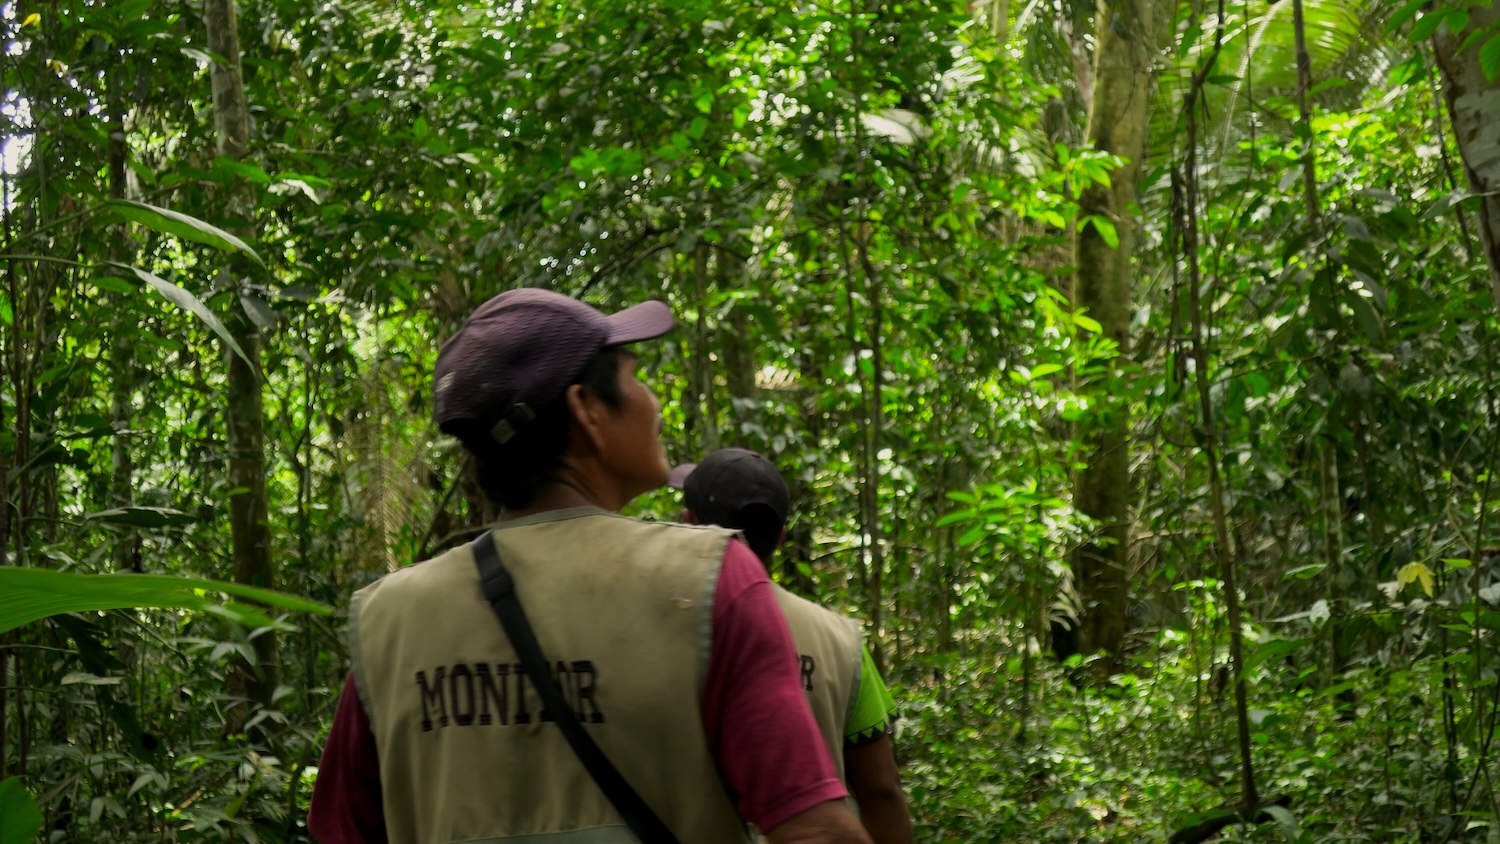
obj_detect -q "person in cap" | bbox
[671,449,913,844]
[308,289,870,844]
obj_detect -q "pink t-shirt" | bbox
[307,538,846,842]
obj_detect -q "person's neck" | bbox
[506,465,626,520]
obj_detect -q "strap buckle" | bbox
[490,403,536,444]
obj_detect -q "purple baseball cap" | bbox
[432,288,673,444]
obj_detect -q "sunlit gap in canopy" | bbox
[1,0,33,200]
[1,96,32,175]
[476,0,528,37]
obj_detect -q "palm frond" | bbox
[344,357,431,573]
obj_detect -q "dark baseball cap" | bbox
[432,288,673,444]
[668,448,790,529]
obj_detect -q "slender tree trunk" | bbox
[107,83,138,573]
[720,248,758,442]
[1181,0,1257,815]
[938,523,953,654]
[1291,0,1320,238]
[0,144,15,779]
[1422,43,1479,263]
[1432,4,1500,311]
[856,223,887,677]
[1319,436,1347,687]
[1018,622,1032,746]
[783,339,822,596]
[1070,0,1157,673]
[991,0,1010,39]
[0,505,5,781]
[5,149,46,777]
[689,246,720,453]
[1290,0,1352,711]
[206,0,278,722]
[0,202,9,784]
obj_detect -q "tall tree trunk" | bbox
[783,338,822,596]
[107,80,138,573]
[206,0,278,722]
[1185,61,1261,828]
[990,0,1010,40]
[720,247,758,443]
[1290,0,1351,711]
[0,182,10,784]
[1433,5,1500,311]
[1070,0,1158,674]
[6,125,52,778]
[856,223,887,677]
[688,245,720,453]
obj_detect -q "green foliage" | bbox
[3,0,1500,840]
[0,778,43,844]
[106,200,264,268]
[127,266,256,370]
[0,568,330,635]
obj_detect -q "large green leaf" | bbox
[1153,0,1394,168]
[0,568,330,635]
[125,266,255,371]
[1481,29,1500,82]
[0,777,42,844]
[85,506,197,529]
[106,199,265,268]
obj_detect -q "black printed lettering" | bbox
[800,654,816,692]
[475,663,509,726]
[573,660,604,723]
[449,664,476,727]
[415,660,605,731]
[416,668,448,731]
[538,661,571,723]
[513,663,532,724]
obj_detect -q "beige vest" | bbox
[770,584,862,783]
[350,508,751,844]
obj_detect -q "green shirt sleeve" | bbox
[844,644,897,746]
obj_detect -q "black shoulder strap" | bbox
[471,531,681,844]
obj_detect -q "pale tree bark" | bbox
[987,0,1010,39]
[205,0,278,722]
[1071,0,1158,673]
[1433,4,1500,312]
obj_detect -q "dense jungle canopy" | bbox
[3,0,1500,841]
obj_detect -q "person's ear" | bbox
[778,526,788,548]
[681,508,699,525]
[566,384,608,453]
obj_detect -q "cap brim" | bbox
[605,300,674,345]
[667,463,697,490]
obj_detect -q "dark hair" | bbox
[728,503,785,564]
[454,347,625,510]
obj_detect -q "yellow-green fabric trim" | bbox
[843,644,897,746]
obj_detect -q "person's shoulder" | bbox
[604,514,742,550]
[770,582,860,633]
[353,542,473,604]
[769,581,824,614]
[586,515,746,577]
[627,515,738,533]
